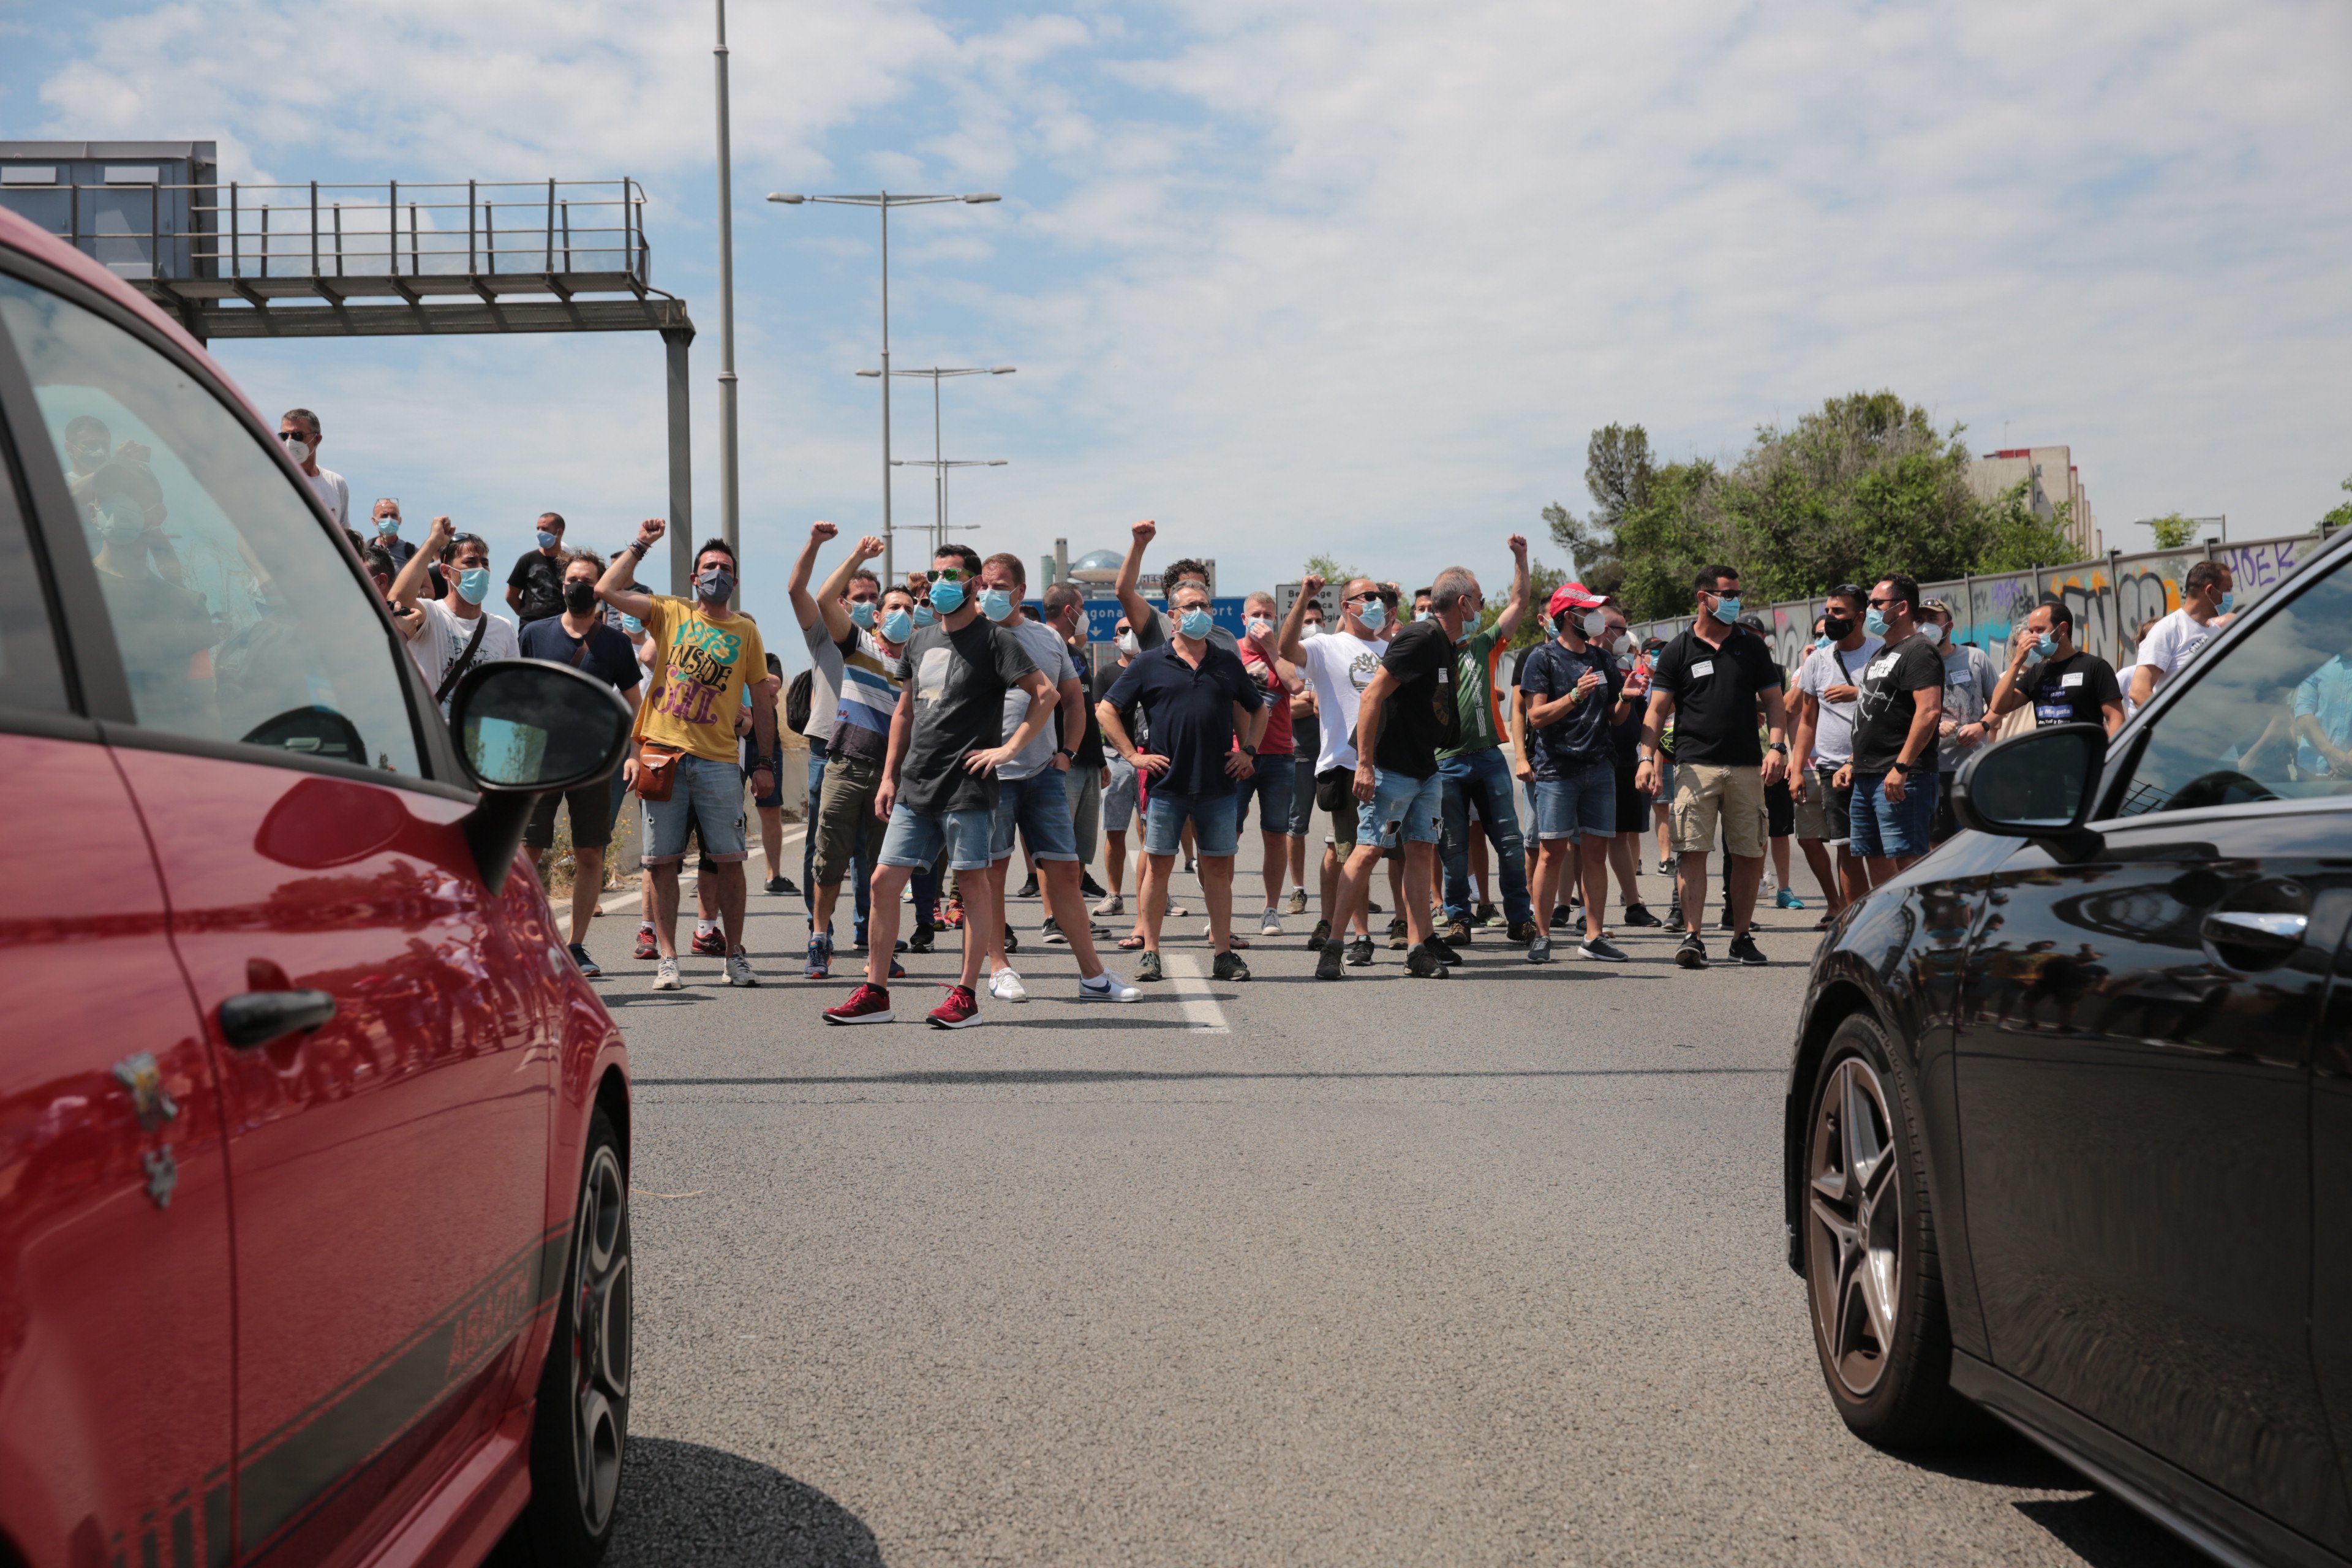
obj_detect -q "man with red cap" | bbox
[1513,579,1642,962]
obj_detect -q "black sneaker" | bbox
[1526,934,1552,963]
[1004,924,1020,956]
[765,873,796,895]
[1404,941,1450,978]
[1365,898,1383,915]
[1387,916,1410,951]
[1815,911,1839,930]
[1578,935,1629,963]
[1728,932,1768,966]
[1551,903,1575,928]
[1719,905,1736,932]
[1079,872,1107,899]
[1316,944,1345,980]
[1136,951,1164,982]
[1427,935,1464,966]
[1213,949,1253,982]
[1666,900,1683,928]
[1474,901,1504,928]
[568,941,601,978]
[1043,918,1069,945]
[1346,935,1374,967]
[1016,874,1041,900]
[1675,934,1708,969]
[1307,918,1332,951]
[1506,919,1541,943]
[1621,903,1663,928]
[907,921,936,954]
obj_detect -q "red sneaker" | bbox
[926,984,983,1029]
[822,983,894,1026]
[940,903,965,929]
[633,927,658,961]
[690,927,726,957]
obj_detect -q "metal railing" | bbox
[0,176,652,286]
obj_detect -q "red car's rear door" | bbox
[0,378,235,1568]
[0,260,560,1566]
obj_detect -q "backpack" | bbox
[785,668,815,736]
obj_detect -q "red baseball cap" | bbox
[1548,582,1609,618]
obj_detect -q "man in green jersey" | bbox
[1436,532,1536,947]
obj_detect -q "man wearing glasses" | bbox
[1836,575,1945,887]
[277,407,348,529]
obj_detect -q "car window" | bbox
[0,273,421,774]
[0,455,69,715]
[2113,554,2352,818]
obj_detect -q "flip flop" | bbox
[1117,933,1148,950]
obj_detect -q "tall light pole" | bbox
[858,364,1014,562]
[767,190,1001,584]
[891,458,1008,560]
[713,0,741,568]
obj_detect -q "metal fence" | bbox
[0,176,651,285]
[1624,530,2329,679]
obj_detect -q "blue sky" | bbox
[6,0,2349,652]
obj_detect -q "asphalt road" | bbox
[565,834,2208,1567]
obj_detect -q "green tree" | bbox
[1542,423,1650,598]
[2323,474,2352,532]
[2146,512,2197,549]
[1303,552,1358,584]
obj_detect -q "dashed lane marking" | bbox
[597,828,807,915]
[1159,952,1231,1034]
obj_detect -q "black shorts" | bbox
[1816,766,1853,847]
[1613,764,1648,835]
[1766,776,1795,840]
[526,776,616,851]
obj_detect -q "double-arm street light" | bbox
[891,458,1008,561]
[766,190,1000,583]
[858,364,1014,562]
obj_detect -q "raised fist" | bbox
[1131,519,1157,546]
[1507,532,1528,557]
[854,534,886,561]
[1300,573,1326,600]
[636,517,667,550]
[809,520,840,543]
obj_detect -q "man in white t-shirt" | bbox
[1790,584,1880,912]
[277,407,349,529]
[2130,559,2235,710]
[1280,570,1390,956]
[388,515,519,710]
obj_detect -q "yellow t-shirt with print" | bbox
[635,596,768,763]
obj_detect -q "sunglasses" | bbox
[275,430,312,443]
[924,567,968,582]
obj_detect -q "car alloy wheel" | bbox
[568,1141,632,1536]
[1807,1054,1901,1398]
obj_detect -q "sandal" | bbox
[1117,933,1148,950]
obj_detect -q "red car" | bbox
[0,209,637,1566]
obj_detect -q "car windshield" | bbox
[2116,556,2352,817]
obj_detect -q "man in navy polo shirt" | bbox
[1096,578,1268,984]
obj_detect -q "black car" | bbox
[1785,534,2352,1567]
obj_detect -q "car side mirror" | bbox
[447,660,635,892]
[1951,722,2109,862]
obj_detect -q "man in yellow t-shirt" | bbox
[598,519,782,990]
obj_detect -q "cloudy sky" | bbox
[6,0,2349,644]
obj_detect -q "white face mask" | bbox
[1302,622,1324,640]
[1581,609,1607,638]
[1610,631,1632,655]
[1117,631,1139,655]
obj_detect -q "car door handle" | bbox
[2201,910,2309,948]
[217,990,337,1049]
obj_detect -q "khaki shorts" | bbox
[812,753,883,886]
[1791,777,1829,842]
[1670,762,1768,859]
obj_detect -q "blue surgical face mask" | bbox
[1920,622,1945,647]
[2027,631,2056,662]
[929,578,966,615]
[1415,609,1435,623]
[978,587,1015,622]
[456,567,492,605]
[914,604,937,626]
[536,529,559,550]
[1357,600,1387,633]
[1179,606,1214,639]
[2216,590,2235,615]
[1712,594,1742,622]
[620,614,644,636]
[1813,635,1832,652]
[849,600,877,630]
[881,606,912,643]
[1864,606,1889,637]
[375,513,400,535]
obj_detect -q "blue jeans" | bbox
[1439,747,1533,925]
[1232,756,1297,837]
[1532,758,1618,843]
[876,802,997,873]
[1849,770,1939,861]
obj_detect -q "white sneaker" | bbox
[726,951,759,987]
[1259,908,1283,937]
[989,966,1028,1003]
[653,957,682,991]
[1092,892,1124,917]
[1077,971,1142,1003]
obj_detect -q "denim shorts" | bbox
[1234,755,1296,837]
[1366,768,1443,849]
[643,753,747,865]
[1144,788,1238,858]
[877,802,998,873]
[1849,770,1939,861]
[1104,755,1140,831]
[990,767,1080,862]
[1532,758,1616,843]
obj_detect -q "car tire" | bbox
[513,1107,631,1564]
[1801,1012,1961,1448]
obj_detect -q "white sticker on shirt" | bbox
[1690,660,1714,678]
[1868,655,1899,677]
[1438,668,1452,685]
[2060,672,2085,688]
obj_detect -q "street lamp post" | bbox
[891,458,1008,559]
[858,365,1014,561]
[713,0,741,573]
[767,190,1001,584]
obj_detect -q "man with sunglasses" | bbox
[1281,572,1389,967]
[1835,575,1945,886]
[277,408,348,529]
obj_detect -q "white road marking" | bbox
[597,827,807,914]
[1159,952,1231,1034]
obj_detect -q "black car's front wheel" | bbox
[1803,1012,1958,1447]
[512,1106,631,1564]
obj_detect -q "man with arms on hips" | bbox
[388,515,519,710]
[799,529,907,981]
[277,407,347,527]
[972,552,1137,1005]
[1280,573,1387,967]
[1233,590,1306,938]
[505,511,569,625]
[1329,567,1476,981]
[1635,564,1790,970]
[1790,585,1880,915]
[1097,576,1267,984]
[824,546,1071,1027]
[2130,559,2236,710]
[597,520,782,992]
[1989,596,2126,738]
[1834,575,1946,888]
[1434,537,1537,950]
[518,548,642,976]
[1516,581,1638,964]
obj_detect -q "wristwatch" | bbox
[1242,745,1258,757]
[1055,747,1074,761]
[1768,741,1789,755]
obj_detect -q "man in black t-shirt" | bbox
[1634,564,1791,968]
[1335,565,1479,979]
[1837,574,1946,883]
[1990,597,2126,739]
[505,511,568,624]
